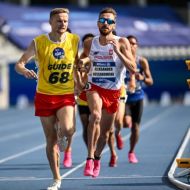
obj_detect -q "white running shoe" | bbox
[47,180,61,190]
[55,123,68,152]
[57,136,68,152]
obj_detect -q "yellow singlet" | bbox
[34,32,79,95]
[120,84,126,98]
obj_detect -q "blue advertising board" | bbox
[9,59,190,106]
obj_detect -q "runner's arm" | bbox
[119,37,136,73]
[78,38,92,68]
[15,40,37,79]
[76,38,92,91]
[107,37,136,73]
[138,57,153,86]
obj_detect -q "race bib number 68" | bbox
[49,72,69,84]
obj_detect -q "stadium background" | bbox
[0,0,190,108]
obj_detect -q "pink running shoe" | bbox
[84,159,94,176]
[128,152,138,164]
[93,160,101,178]
[116,134,124,150]
[63,151,72,168]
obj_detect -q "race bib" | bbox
[92,62,116,83]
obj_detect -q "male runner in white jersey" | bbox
[78,7,136,177]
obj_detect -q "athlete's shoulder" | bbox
[139,56,148,65]
[113,35,120,40]
[139,56,147,62]
[89,35,99,47]
[34,34,48,41]
[118,37,131,50]
[67,32,80,41]
[118,36,129,44]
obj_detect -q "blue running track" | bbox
[0,104,189,190]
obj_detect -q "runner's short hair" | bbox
[99,7,117,19]
[126,35,138,43]
[82,33,95,43]
[50,8,69,19]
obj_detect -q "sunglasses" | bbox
[130,42,138,45]
[98,18,115,25]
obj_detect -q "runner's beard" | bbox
[99,28,112,36]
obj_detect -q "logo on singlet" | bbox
[53,47,65,59]
[109,49,113,55]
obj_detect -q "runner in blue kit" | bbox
[124,35,153,163]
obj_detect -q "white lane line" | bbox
[0,119,40,133]
[61,161,86,178]
[168,128,190,190]
[0,144,45,164]
[0,107,175,181]
[62,107,175,179]
[0,131,82,164]
[0,128,42,142]
[103,106,174,153]
[0,175,168,182]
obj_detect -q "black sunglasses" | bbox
[130,42,138,45]
[98,18,115,25]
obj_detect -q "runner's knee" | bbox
[124,117,132,128]
[65,126,75,137]
[90,110,101,125]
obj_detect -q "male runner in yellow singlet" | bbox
[15,8,79,190]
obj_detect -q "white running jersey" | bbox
[88,35,126,90]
